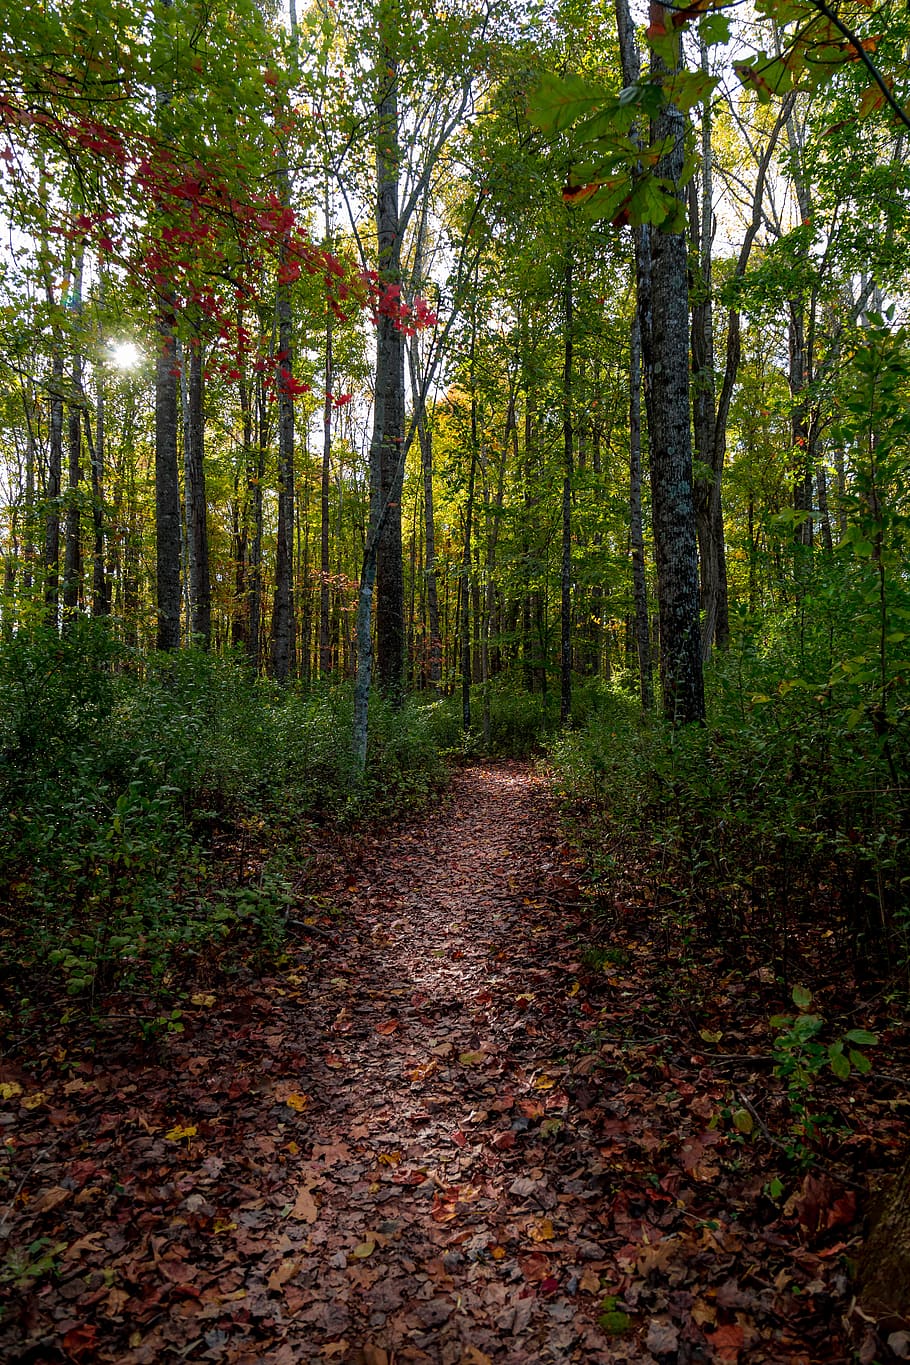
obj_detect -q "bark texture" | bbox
[858,1148,910,1319]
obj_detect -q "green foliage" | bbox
[549,609,910,980]
[0,624,454,1026]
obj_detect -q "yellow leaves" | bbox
[527,1217,556,1242]
[190,992,216,1007]
[351,1239,375,1258]
[284,1092,309,1112]
[22,1091,47,1109]
[213,1217,237,1234]
[490,1245,507,1260]
[458,1050,487,1066]
[699,1028,723,1044]
[165,1124,197,1141]
[378,1151,402,1167]
[0,1081,23,1100]
[532,1073,557,1091]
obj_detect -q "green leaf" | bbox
[529,71,608,136]
[849,1048,873,1075]
[844,1029,878,1046]
[769,1177,785,1200]
[828,1043,851,1080]
[699,12,731,45]
[732,1108,754,1134]
[791,985,812,1010]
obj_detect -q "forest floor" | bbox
[1,761,903,1364]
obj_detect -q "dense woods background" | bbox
[2,0,910,1335]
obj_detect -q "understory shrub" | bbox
[0,623,455,1022]
[550,626,910,984]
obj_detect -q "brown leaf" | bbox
[268,1257,301,1290]
[31,1185,70,1213]
[646,1317,679,1355]
[291,1184,319,1223]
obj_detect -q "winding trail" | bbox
[3,762,849,1364]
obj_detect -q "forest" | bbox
[1,0,910,1359]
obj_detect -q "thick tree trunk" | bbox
[858,1147,910,1318]
[643,18,704,723]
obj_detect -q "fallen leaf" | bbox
[528,1217,555,1242]
[376,1019,400,1035]
[22,1091,46,1110]
[31,1186,70,1213]
[646,1316,680,1354]
[459,1050,487,1066]
[268,1257,301,1290]
[165,1124,197,1141]
[0,1081,22,1099]
[291,1185,319,1223]
[352,1240,375,1258]
[284,1092,309,1112]
[190,993,216,1007]
[532,1074,557,1090]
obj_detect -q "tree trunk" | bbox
[62,249,84,619]
[270,212,296,681]
[409,339,442,690]
[560,251,573,725]
[320,305,333,676]
[461,346,479,734]
[44,348,64,625]
[858,1147,910,1318]
[184,338,211,647]
[642,13,704,723]
[89,293,109,617]
[373,10,405,702]
[629,310,654,710]
[155,299,181,652]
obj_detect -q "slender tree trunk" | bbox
[373,9,405,702]
[560,251,573,725]
[688,61,729,662]
[629,311,654,710]
[155,299,181,651]
[89,294,108,617]
[44,348,64,625]
[461,341,479,734]
[410,340,442,690]
[248,377,266,670]
[183,337,211,646]
[62,250,84,619]
[320,305,333,675]
[270,215,296,680]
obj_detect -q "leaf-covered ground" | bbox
[1,762,906,1363]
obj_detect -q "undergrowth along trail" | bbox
[2,762,865,1362]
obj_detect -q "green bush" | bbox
[0,625,456,1020]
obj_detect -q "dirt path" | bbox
[2,763,850,1364]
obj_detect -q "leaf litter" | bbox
[0,761,903,1362]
